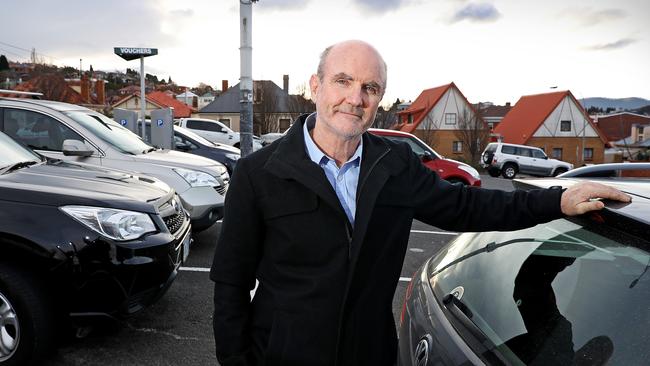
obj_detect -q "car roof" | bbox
[368,128,415,137]
[513,177,650,228]
[0,97,92,112]
[558,163,650,178]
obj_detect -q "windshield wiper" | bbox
[142,147,157,154]
[0,160,40,174]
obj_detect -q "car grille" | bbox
[159,195,187,235]
[214,182,228,196]
[164,213,185,234]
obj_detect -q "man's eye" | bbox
[365,86,379,95]
[335,79,350,86]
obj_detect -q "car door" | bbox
[1,108,103,166]
[531,149,553,176]
[515,147,534,175]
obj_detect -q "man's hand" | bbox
[561,181,632,216]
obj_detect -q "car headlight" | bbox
[60,206,156,241]
[225,153,240,161]
[458,165,480,180]
[173,167,219,187]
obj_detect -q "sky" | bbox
[1,0,648,106]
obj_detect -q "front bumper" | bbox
[177,185,225,223]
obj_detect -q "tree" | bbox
[0,55,9,71]
[456,105,489,167]
[192,82,213,96]
[253,81,315,135]
[372,103,398,129]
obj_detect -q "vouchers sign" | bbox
[114,47,158,61]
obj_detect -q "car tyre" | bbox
[553,168,568,176]
[0,261,55,366]
[482,151,494,164]
[501,163,518,179]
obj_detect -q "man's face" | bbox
[310,43,386,140]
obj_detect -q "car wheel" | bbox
[0,262,55,366]
[501,163,518,179]
[488,169,501,177]
[553,168,567,176]
[482,151,494,164]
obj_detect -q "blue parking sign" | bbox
[157,119,164,127]
[120,119,127,126]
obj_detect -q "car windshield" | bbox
[428,218,650,365]
[381,134,441,159]
[64,111,152,155]
[176,126,217,147]
[0,131,41,168]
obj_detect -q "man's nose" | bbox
[345,85,365,107]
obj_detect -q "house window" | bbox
[279,118,291,131]
[452,141,462,153]
[445,113,457,125]
[552,148,563,159]
[218,119,231,127]
[583,148,594,161]
[560,120,572,132]
[408,114,413,124]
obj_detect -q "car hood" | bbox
[212,143,241,154]
[0,161,172,212]
[135,149,222,169]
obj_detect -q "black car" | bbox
[0,131,191,365]
[172,126,240,175]
[399,177,649,366]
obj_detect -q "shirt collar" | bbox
[303,112,363,167]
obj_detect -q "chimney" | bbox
[222,80,228,92]
[283,74,289,93]
[96,79,106,105]
[505,102,511,107]
[80,74,90,103]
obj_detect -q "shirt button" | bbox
[337,175,344,182]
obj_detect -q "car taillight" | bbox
[492,157,497,164]
[399,273,416,327]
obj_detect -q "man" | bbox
[210,40,630,366]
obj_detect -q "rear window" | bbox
[485,144,497,153]
[428,218,650,365]
[501,145,516,154]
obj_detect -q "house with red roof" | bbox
[592,112,650,144]
[111,91,197,118]
[494,90,607,166]
[396,82,487,162]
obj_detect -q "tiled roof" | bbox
[147,91,196,118]
[594,112,650,142]
[200,80,311,114]
[10,74,98,104]
[481,104,512,118]
[397,83,453,133]
[494,90,606,145]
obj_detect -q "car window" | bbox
[0,131,41,167]
[516,147,532,157]
[4,108,84,151]
[501,145,516,154]
[187,120,220,132]
[65,111,151,155]
[485,144,497,153]
[175,126,216,147]
[381,135,430,157]
[174,133,198,150]
[532,149,546,159]
[428,218,650,365]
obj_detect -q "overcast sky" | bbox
[1,0,648,106]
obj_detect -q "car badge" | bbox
[450,286,465,300]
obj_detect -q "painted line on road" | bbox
[179,266,210,272]
[410,230,458,235]
[399,277,412,282]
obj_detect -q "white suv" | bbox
[178,118,263,151]
[480,142,573,179]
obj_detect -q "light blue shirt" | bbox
[303,113,362,226]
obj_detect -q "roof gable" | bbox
[397,83,453,133]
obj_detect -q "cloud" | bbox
[256,0,311,12]
[452,3,501,23]
[169,9,194,17]
[353,0,409,14]
[569,8,626,26]
[586,38,637,51]
[0,0,180,63]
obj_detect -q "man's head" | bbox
[310,40,387,141]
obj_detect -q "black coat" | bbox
[210,115,564,366]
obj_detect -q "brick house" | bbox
[111,91,196,118]
[396,82,487,162]
[494,90,607,166]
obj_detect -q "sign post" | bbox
[114,47,158,140]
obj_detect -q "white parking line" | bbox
[410,230,458,235]
[179,266,210,272]
[399,277,411,282]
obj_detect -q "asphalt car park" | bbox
[39,175,515,366]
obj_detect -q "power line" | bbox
[0,40,60,62]
[0,47,27,59]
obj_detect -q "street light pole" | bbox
[239,0,257,157]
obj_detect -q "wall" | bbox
[527,137,604,166]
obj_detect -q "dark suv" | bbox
[0,131,191,365]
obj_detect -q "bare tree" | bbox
[253,82,315,135]
[456,106,489,166]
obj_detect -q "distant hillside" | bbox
[580,97,650,111]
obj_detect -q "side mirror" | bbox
[422,151,433,162]
[176,142,191,151]
[62,139,93,157]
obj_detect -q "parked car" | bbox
[141,121,240,175]
[178,117,264,150]
[0,97,228,231]
[480,142,573,179]
[557,162,650,179]
[369,129,481,186]
[0,130,191,365]
[260,132,285,146]
[398,176,648,366]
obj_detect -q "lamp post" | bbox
[239,0,258,157]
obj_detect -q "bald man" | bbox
[210,40,630,366]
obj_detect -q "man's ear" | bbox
[309,74,319,99]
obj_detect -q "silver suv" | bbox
[0,97,228,231]
[480,142,573,179]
